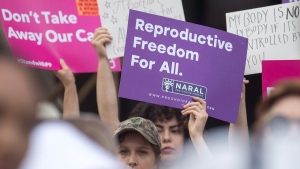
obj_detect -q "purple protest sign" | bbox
[119,10,248,123]
[282,0,299,3]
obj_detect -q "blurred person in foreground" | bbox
[20,119,124,169]
[255,79,300,141]
[252,79,300,169]
[0,56,41,169]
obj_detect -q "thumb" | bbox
[59,59,68,69]
[243,78,249,84]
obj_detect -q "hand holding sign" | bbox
[241,78,249,100]
[54,59,75,87]
[91,27,113,59]
[182,97,208,138]
[54,59,80,119]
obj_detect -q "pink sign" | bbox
[0,0,121,72]
[262,60,300,96]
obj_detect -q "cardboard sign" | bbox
[282,0,299,3]
[0,0,121,72]
[226,1,300,75]
[119,10,248,123]
[262,60,300,96]
[97,0,185,58]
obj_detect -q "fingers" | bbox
[192,97,206,106]
[184,110,199,118]
[184,97,206,109]
[92,27,112,42]
[182,105,201,116]
[59,59,68,70]
[91,33,112,47]
[182,97,207,117]
[92,38,112,48]
[243,78,249,84]
[93,34,113,42]
[93,27,108,37]
[94,27,108,33]
[54,59,70,76]
[183,109,208,121]
[183,101,202,109]
[91,27,113,49]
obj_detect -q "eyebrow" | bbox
[138,147,151,150]
[155,125,163,128]
[155,124,181,129]
[118,146,128,149]
[118,146,151,150]
[170,125,181,129]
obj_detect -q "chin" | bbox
[161,153,178,163]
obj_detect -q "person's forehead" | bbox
[121,132,151,147]
[268,96,300,120]
[155,116,179,127]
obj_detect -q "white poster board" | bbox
[226,1,300,75]
[98,0,185,58]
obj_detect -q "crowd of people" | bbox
[1,27,300,169]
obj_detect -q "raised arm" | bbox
[54,59,80,119]
[182,97,213,159]
[228,79,249,148]
[91,27,120,130]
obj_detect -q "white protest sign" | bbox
[226,1,300,75]
[98,0,185,58]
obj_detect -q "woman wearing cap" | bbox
[114,117,161,169]
[0,57,41,169]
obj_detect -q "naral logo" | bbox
[162,78,207,100]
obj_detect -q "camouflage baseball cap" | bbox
[114,117,161,151]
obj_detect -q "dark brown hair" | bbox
[254,79,300,132]
[128,102,189,140]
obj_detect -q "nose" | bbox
[162,130,171,143]
[127,153,137,167]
